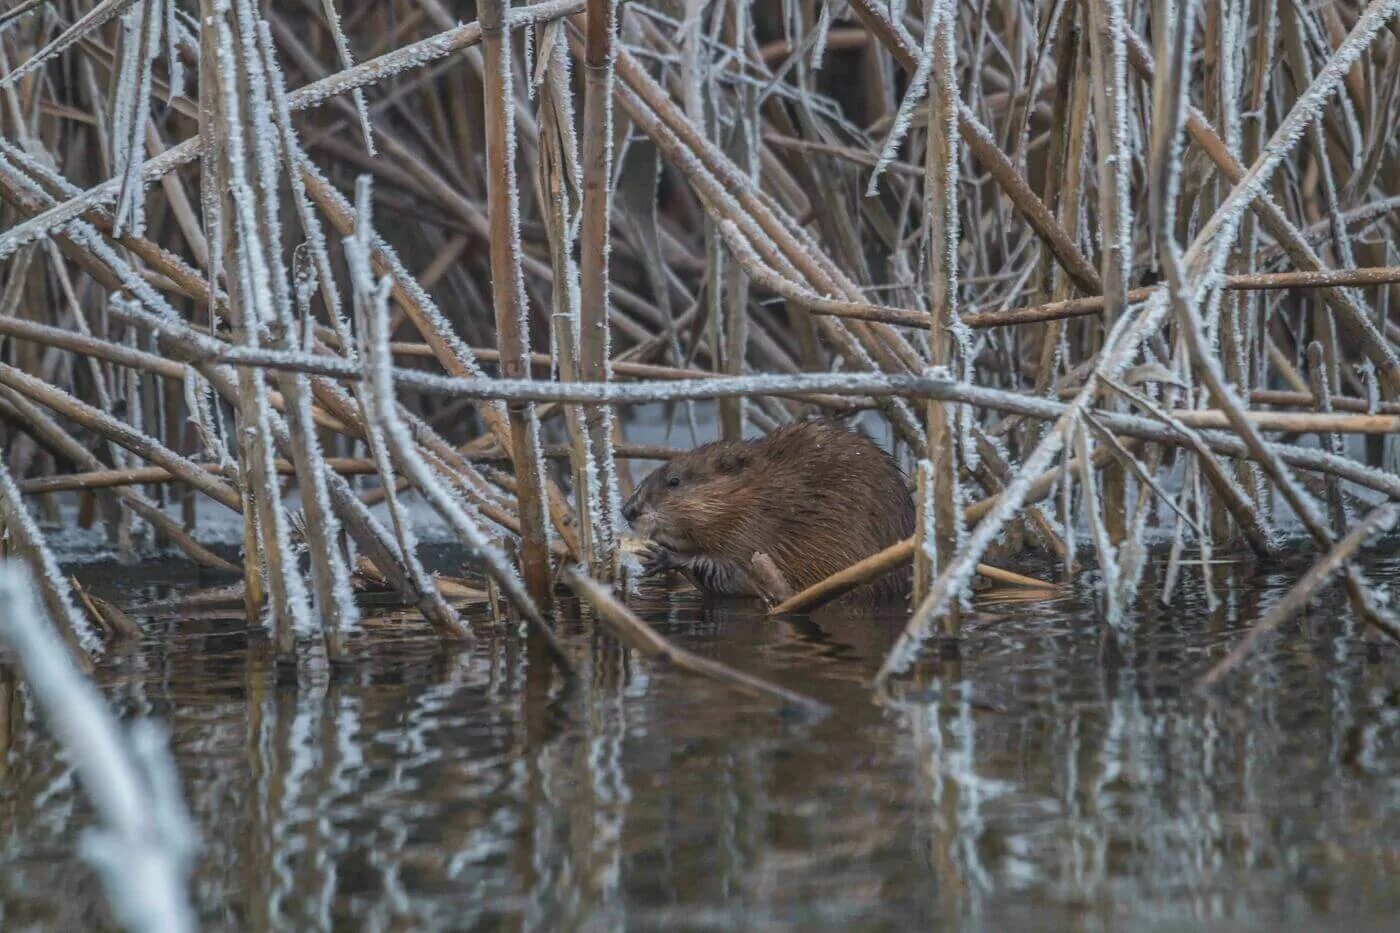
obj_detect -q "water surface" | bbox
[1,551,1398,930]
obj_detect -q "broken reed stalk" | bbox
[1199,504,1400,688]
[564,565,827,716]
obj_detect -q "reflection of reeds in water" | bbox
[0,559,1396,925]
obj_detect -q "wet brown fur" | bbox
[623,421,914,599]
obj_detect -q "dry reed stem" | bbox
[0,386,238,572]
[1306,342,1349,535]
[0,451,97,669]
[483,0,552,609]
[578,0,622,579]
[565,565,826,715]
[915,0,962,624]
[1199,504,1400,687]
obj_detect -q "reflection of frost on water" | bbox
[909,685,1011,921]
[521,638,632,928]
[1046,668,1273,920]
[584,643,631,910]
[2,555,1400,925]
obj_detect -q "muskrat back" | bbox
[622,420,914,598]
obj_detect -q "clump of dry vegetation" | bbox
[0,0,1398,694]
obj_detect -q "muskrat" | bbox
[621,420,914,599]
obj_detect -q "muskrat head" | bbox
[620,444,751,554]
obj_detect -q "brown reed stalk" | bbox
[536,20,601,577]
[578,0,621,578]
[480,0,553,608]
[1034,5,1090,408]
[917,0,961,629]
[565,565,826,715]
[1085,0,1133,547]
[1307,342,1348,536]
[0,386,237,572]
[1199,504,1400,688]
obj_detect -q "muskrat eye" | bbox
[666,476,681,489]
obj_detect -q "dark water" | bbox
[2,552,1399,931]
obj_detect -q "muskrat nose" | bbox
[622,501,639,524]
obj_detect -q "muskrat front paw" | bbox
[640,543,683,577]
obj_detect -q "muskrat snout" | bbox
[621,484,664,542]
[621,484,645,526]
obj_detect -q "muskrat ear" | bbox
[716,450,748,474]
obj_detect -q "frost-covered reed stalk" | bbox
[252,17,360,659]
[578,0,623,579]
[916,0,963,621]
[110,0,162,237]
[879,296,1176,683]
[0,565,195,933]
[480,0,555,608]
[1085,0,1135,548]
[0,452,100,663]
[537,12,606,585]
[206,0,313,658]
[317,0,374,154]
[347,178,572,674]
